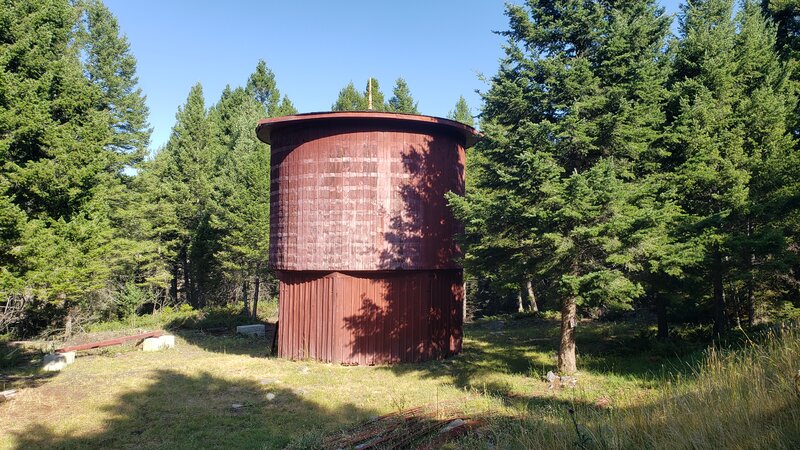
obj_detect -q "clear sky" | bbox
[104,0,683,151]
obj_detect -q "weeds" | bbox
[459,324,800,449]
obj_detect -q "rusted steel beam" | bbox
[56,331,164,353]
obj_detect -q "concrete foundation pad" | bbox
[43,352,75,371]
[236,324,266,337]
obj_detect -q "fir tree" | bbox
[668,0,750,337]
[208,88,270,307]
[387,78,419,114]
[274,95,298,116]
[730,0,797,325]
[449,0,671,373]
[447,96,474,127]
[0,0,123,332]
[148,83,218,307]
[77,0,151,164]
[762,0,800,62]
[246,60,281,117]
[332,82,367,111]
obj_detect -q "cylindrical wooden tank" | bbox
[256,112,478,364]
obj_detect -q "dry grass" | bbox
[456,324,800,449]
[1,314,797,449]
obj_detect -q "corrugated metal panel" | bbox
[276,270,463,365]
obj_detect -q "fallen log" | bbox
[55,331,164,353]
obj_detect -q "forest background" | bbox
[1,0,799,374]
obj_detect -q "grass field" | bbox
[1,312,798,449]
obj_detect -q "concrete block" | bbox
[236,324,266,337]
[60,351,76,365]
[159,335,175,349]
[43,353,70,371]
[142,337,163,352]
[142,335,176,352]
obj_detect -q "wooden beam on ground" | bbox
[56,331,164,353]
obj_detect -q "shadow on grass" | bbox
[166,327,276,359]
[161,306,277,358]
[11,369,379,450]
[0,341,60,390]
[374,317,709,399]
[452,328,800,449]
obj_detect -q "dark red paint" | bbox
[257,112,478,364]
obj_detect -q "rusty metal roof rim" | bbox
[256,111,480,148]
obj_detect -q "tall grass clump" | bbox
[469,325,800,449]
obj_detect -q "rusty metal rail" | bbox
[56,331,164,353]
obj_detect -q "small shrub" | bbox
[774,301,800,322]
[115,283,154,320]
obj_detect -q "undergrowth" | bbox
[85,299,278,334]
[459,324,800,449]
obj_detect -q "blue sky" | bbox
[104,0,683,151]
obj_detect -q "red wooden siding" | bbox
[263,115,468,271]
[257,112,477,365]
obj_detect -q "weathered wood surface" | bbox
[264,114,469,271]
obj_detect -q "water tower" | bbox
[256,112,478,364]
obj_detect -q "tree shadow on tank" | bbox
[342,134,465,364]
[378,137,465,270]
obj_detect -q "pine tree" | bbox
[332,82,367,111]
[77,0,151,164]
[447,96,474,127]
[449,0,671,373]
[730,0,797,325]
[0,0,123,332]
[246,60,282,117]
[387,78,419,114]
[668,0,750,337]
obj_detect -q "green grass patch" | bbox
[1,316,797,449]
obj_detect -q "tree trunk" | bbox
[242,280,250,317]
[517,287,525,313]
[462,278,468,323]
[656,291,669,340]
[712,247,726,337]
[746,218,755,327]
[182,250,192,307]
[252,277,260,319]
[64,310,74,338]
[170,264,179,302]
[527,280,539,313]
[747,253,755,327]
[558,296,577,374]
